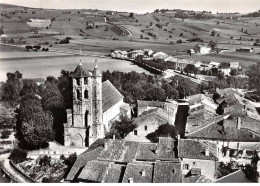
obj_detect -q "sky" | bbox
[0,0,260,14]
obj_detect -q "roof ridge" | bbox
[102,80,123,98]
[215,169,242,182]
[186,114,230,136]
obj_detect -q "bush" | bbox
[1,130,11,139]
[59,38,70,44]
[177,39,182,44]
[9,148,27,164]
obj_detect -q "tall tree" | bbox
[247,63,260,94]
[41,83,66,144]
[16,94,54,150]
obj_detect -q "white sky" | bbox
[0,0,260,14]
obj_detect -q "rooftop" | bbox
[70,63,92,78]
[178,139,218,161]
[215,169,252,183]
[102,80,124,113]
[153,162,182,183]
[122,163,153,183]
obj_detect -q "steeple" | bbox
[70,63,91,78]
[93,60,102,77]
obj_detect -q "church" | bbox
[64,63,131,147]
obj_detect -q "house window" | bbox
[134,130,137,136]
[144,125,147,131]
[193,162,196,165]
[183,164,189,170]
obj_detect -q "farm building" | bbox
[193,44,211,54]
[165,56,195,71]
[111,50,128,59]
[152,51,169,61]
[128,50,144,59]
[230,62,241,69]
[236,47,253,53]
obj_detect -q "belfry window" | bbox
[84,78,88,85]
[84,90,88,99]
[76,78,80,86]
[77,89,81,101]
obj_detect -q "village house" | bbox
[214,169,253,183]
[193,44,211,54]
[111,50,128,59]
[236,47,253,53]
[152,51,169,61]
[165,56,195,71]
[229,62,241,69]
[64,63,130,147]
[128,50,144,59]
[65,137,182,183]
[179,139,218,182]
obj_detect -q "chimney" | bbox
[128,178,133,183]
[205,148,210,156]
[237,117,241,129]
[113,134,115,140]
[237,142,240,150]
[141,170,146,177]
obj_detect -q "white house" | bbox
[193,44,211,54]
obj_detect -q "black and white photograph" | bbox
[0,0,260,183]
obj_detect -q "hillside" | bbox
[0,4,260,66]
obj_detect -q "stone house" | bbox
[65,137,182,183]
[178,139,218,181]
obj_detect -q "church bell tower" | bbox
[64,63,104,147]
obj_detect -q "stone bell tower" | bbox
[64,63,104,147]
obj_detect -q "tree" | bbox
[20,79,39,97]
[177,39,182,44]
[129,12,134,18]
[247,63,260,94]
[219,62,230,69]
[16,94,54,150]
[184,64,198,76]
[211,30,216,36]
[1,130,11,139]
[109,114,136,138]
[9,148,27,164]
[150,22,153,26]
[41,83,66,144]
[209,40,218,50]
[1,71,23,105]
[146,123,177,143]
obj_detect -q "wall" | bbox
[125,116,166,142]
[181,158,217,181]
[103,99,123,130]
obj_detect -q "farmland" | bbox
[0,3,260,80]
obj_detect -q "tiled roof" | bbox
[153,162,182,183]
[186,115,260,142]
[98,139,139,163]
[135,143,158,161]
[70,63,92,77]
[215,170,252,183]
[102,80,124,112]
[183,175,212,183]
[141,108,174,123]
[122,163,153,183]
[178,139,218,161]
[157,137,177,161]
[137,100,165,108]
[78,160,110,182]
[103,164,125,183]
[186,114,229,136]
[65,139,106,181]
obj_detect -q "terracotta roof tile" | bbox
[135,143,157,161]
[157,137,178,161]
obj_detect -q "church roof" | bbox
[102,80,124,113]
[70,63,92,78]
